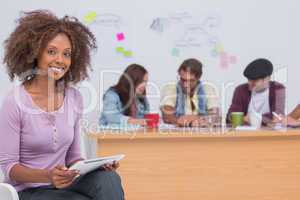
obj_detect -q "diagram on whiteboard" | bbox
[150,11,237,69]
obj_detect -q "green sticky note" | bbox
[171,48,180,57]
[123,50,133,57]
[116,47,125,53]
[83,11,97,24]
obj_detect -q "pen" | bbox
[272,112,282,121]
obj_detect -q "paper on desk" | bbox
[158,123,216,133]
[235,126,258,131]
[98,124,143,132]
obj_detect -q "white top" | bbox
[248,88,270,114]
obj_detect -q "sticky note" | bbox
[116,47,125,53]
[123,50,133,57]
[171,48,180,57]
[215,43,224,53]
[116,33,125,41]
[83,11,97,24]
[220,52,229,69]
[220,52,228,60]
[220,57,229,69]
[220,61,228,69]
[229,55,237,64]
[210,49,218,57]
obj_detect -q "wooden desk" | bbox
[89,129,300,200]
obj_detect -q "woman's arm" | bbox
[11,164,79,188]
[101,90,130,125]
[0,94,22,183]
[9,164,50,183]
[0,95,49,183]
[66,89,84,166]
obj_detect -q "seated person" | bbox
[0,10,124,200]
[99,64,149,126]
[160,58,220,127]
[227,58,285,125]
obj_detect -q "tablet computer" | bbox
[69,154,125,175]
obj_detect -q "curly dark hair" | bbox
[3,10,97,85]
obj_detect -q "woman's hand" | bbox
[49,165,79,189]
[128,118,147,126]
[102,161,120,171]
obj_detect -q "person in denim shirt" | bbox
[160,58,220,127]
[99,64,149,126]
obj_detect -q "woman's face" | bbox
[37,33,72,81]
[135,73,148,95]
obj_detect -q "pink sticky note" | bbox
[220,52,228,60]
[220,61,229,69]
[229,55,237,64]
[220,55,229,69]
[116,33,125,41]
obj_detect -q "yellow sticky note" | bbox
[83,12,97,24]
[215,44,224,53]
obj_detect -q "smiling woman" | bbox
[38,33,72,81]
[0,10,124,200]
[4,10,97,86]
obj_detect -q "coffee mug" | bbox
[231,112,244,128]
[144,113,160,128]
[249,112,262,128]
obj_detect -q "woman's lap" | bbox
[18,170,124,200]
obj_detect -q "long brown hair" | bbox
[111,64,148,116]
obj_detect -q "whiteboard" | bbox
[0,0,298,126]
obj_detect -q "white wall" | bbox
[0,0,298,126]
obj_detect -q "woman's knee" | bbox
[83,170,122,187]
[71,170,124,199]
[94,170,121,184]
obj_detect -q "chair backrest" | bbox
[0,169,4,183]
[80,128,97,159]
[0,183,19,200]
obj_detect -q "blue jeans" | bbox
[18,170,124,200]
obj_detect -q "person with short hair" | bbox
[160,58,220,127]
[227,58,285,125]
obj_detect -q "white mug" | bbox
[249,112,262,128]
